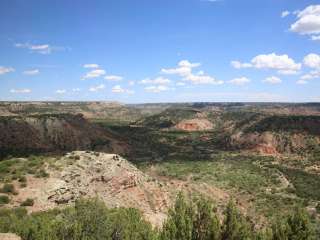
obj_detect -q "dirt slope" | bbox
[175,118,214,131]
[0,114,128,158]
[7,151,170,226]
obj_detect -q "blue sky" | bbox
[0,0,320,103]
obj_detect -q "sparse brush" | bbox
[35,169,49,178]
[20,198,34,207]
[18,176,27,183]
[0,183,17,194]
[0,195,10,205]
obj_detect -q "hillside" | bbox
[0,151,170,226]
[0,113,128,158]
[0,102,320,237]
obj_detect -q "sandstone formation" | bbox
[175,118,214,131]
[0,114,128,158]
[10,151,170,226]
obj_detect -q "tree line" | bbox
[0,193,317,240]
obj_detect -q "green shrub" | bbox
[35,169,49,178]
[0,195,9,205]
[18,176,27,183]
[0,183,16,194]
[0,198,156,240]
[20,198,34,206]
[0,196,314,240]
[316,203,320,214]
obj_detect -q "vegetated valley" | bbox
[0,101,320,239]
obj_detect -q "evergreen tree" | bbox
[221,200,253,240]
[272,207,313,240]
[286,208,312,240]
[160,192,194,240]
[192,197,220,240]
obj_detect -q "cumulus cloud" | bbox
[89,84,105,92]
[144,85,169,93]
[82,69,106,80]
[23,69,39,75]
[296,79,308,84]
[0,66,14,75]
[281,10,290,18]
[14,43,64,54]
[290,5,320,35]
[252,53,301,72]
[184,73,223,85]
[83,64,99,68]
[176,82,186,86]
[161,60,200,76]
[105,75,123,81]
[231,61,252,69]
[111,85,134,94]
[111,85,125,93]
[228,77,250,85]
[72,88,81,92]
[10,88,31,93]
[128,81,135,86]
[232,53,301,74]
[162,60,223,85]
[311,35,320,41]
[55,89,66,94]
[297,70,320,84]
[139,77,171,85]
[263,76,282,84]
[303,53,320,69]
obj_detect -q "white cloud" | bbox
[83,64,99,68]
[55,89,66,94]
[139,77,171,85]
[23,69,39,75]
[176,91,288,102]
[296,79,308,84]
[311,35,320,41]
[184,73,223,85]
[144,85,169,93]
[82,69,106,80]
[176,82,186,86]
[10,88,31,94]
[251,53,301,72]
[231,61,252,69]
[112,85,125,93]
[72,88,81,92]
[89,84,105,92]
[290,5,320,35]
[161,60,200,76]
[15,43,54,54]
[128,81,135,86]
[105,75,123,81]
[162,60,223,85]
[303,53,320,69]
[0,66,14,75]
[111,85,134,94]
[263,76,282,84]
[281,10,290,18]
[229,77,250,85]
[232,53,301,74]
[277,69,299,75]
[297,70,320,84]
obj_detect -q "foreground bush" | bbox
[0,199,156,240]
[160,193,315,240]
[0,195,316,240]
